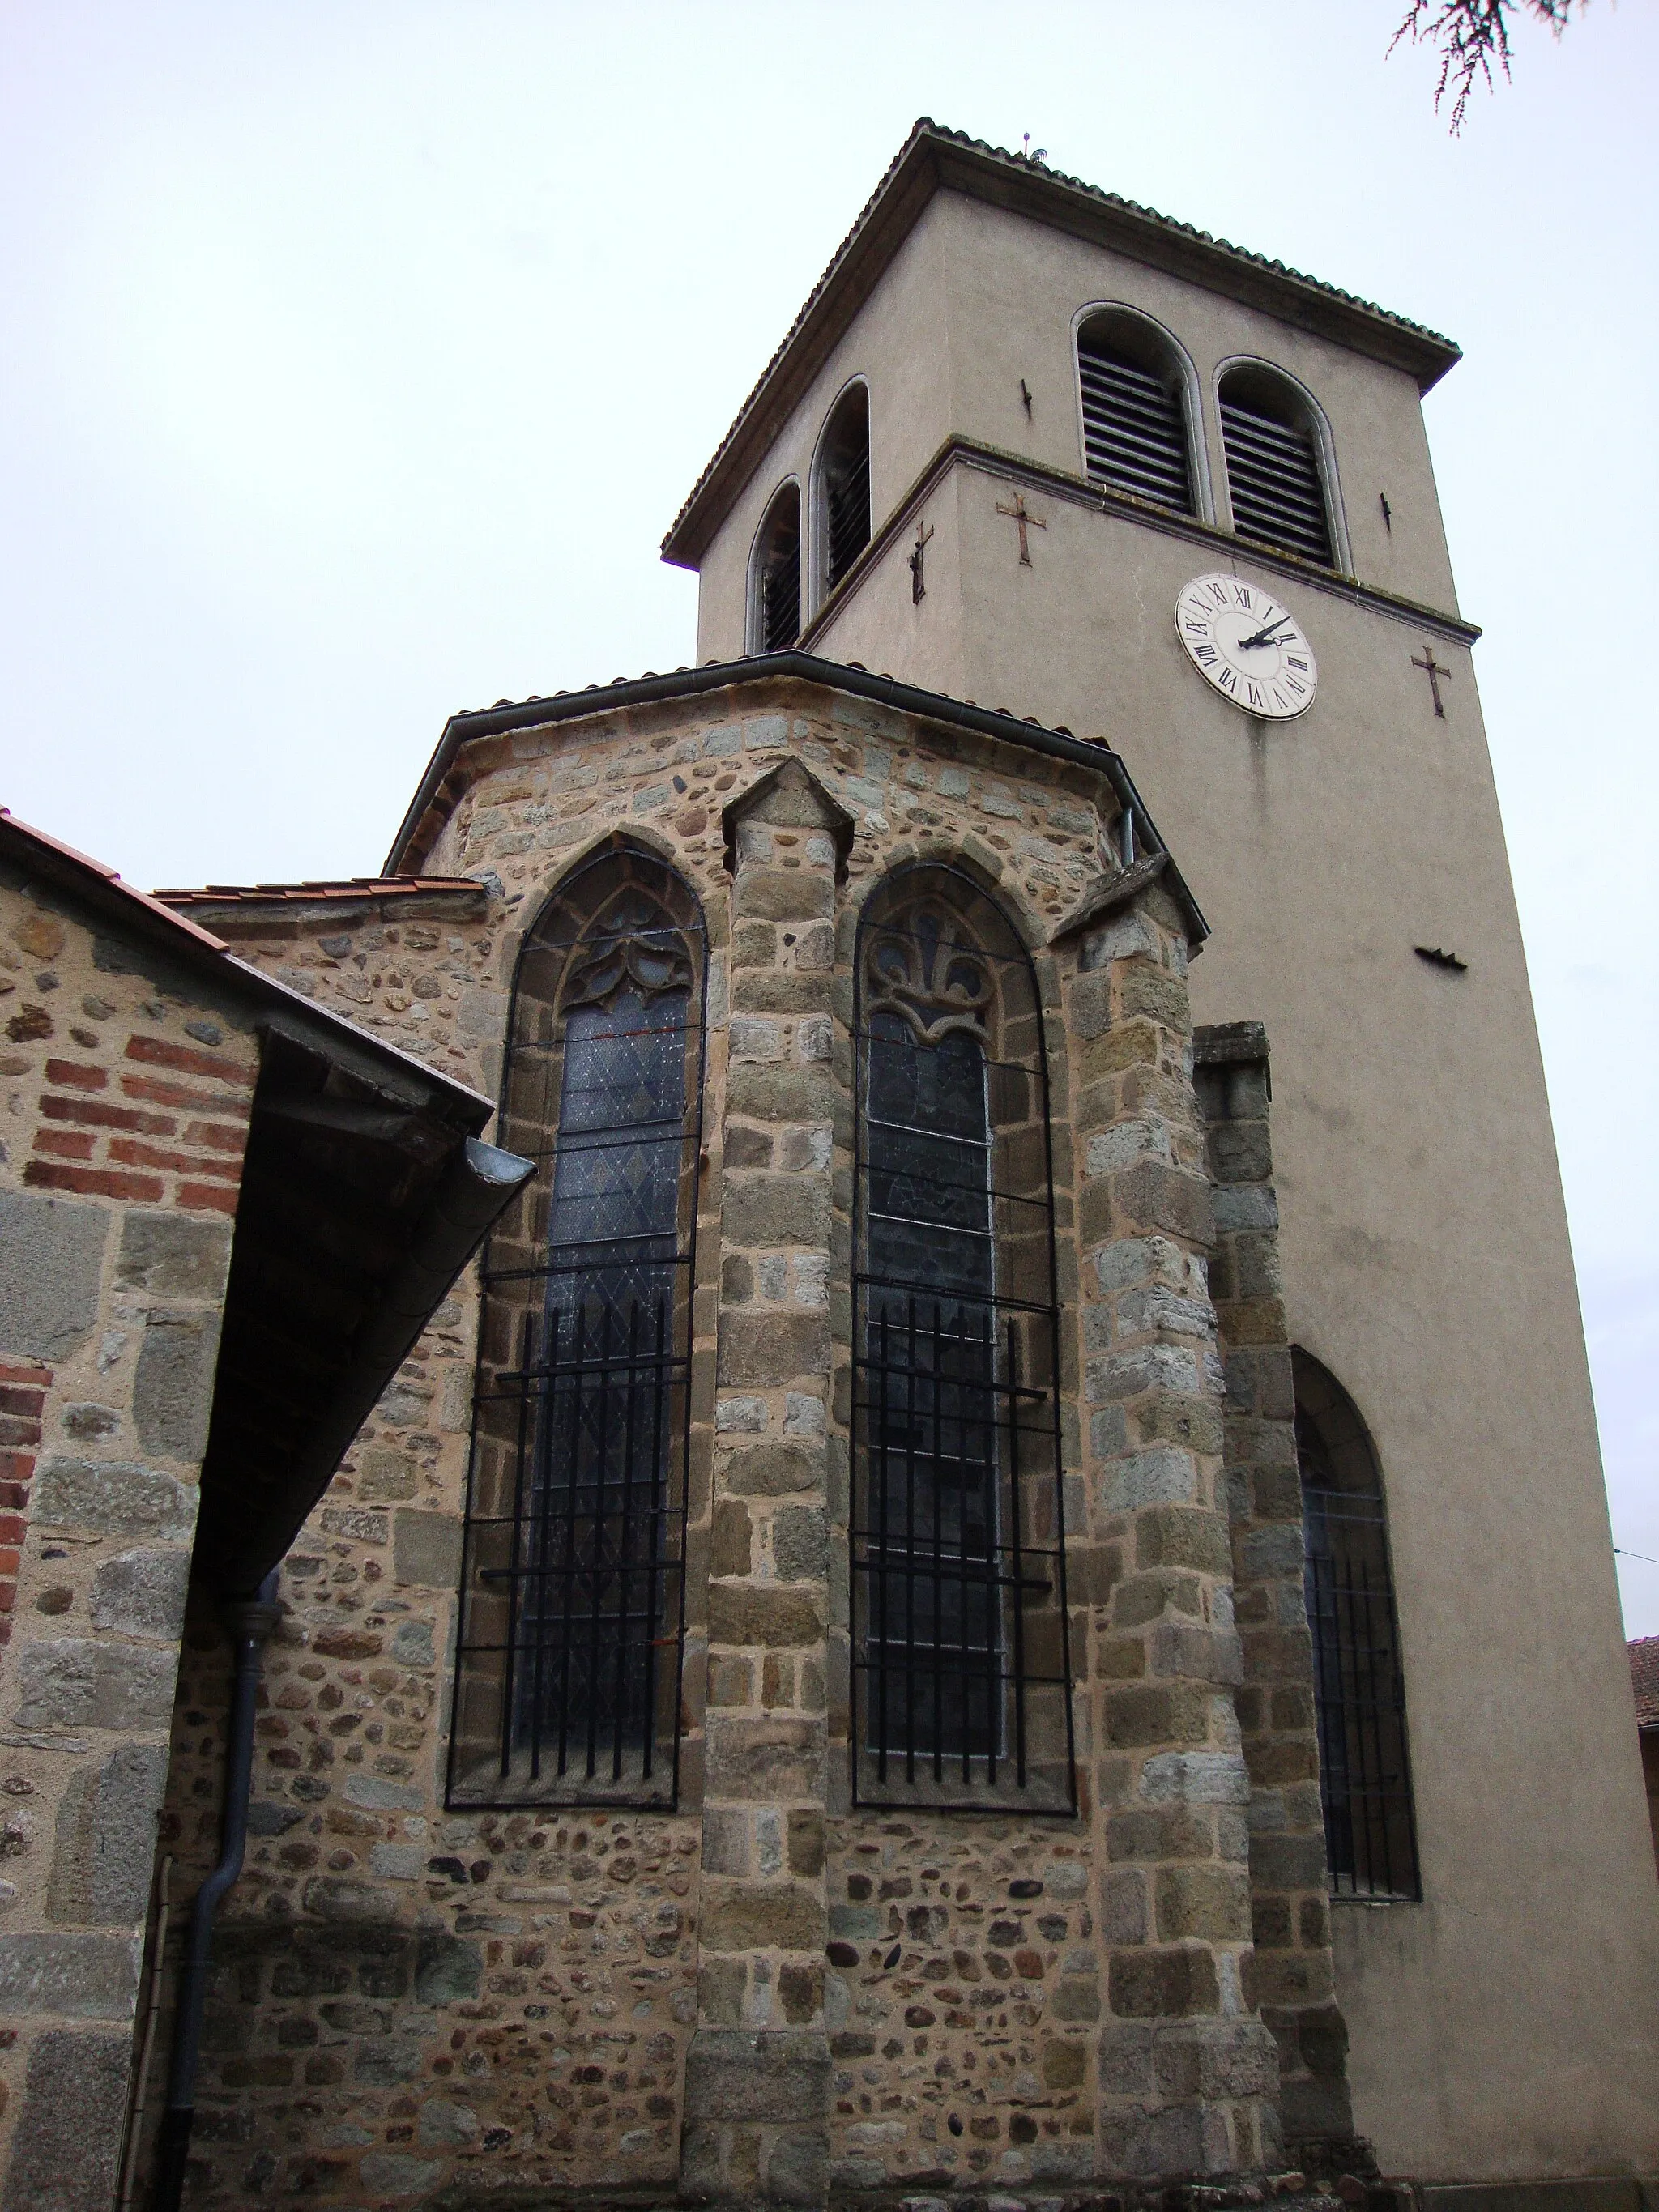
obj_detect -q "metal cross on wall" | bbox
[995,491,1047,567]
[910,521,934,603]
[1411,642,1451,718]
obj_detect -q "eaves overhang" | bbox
[1,808,531,1596]
[383,651,1209,948]
[660,118,1462,573]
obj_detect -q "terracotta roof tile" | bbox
[1630,1637,1659,1728]
[155,876,481,910]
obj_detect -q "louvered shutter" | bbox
[1077,335,1193,514]
[761,505,800,652]
[1220,392,1334,565]
[825,439,870,590]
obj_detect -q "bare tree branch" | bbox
[1391,0,1589,131]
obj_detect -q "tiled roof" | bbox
[154,876,481,910]
[1631,1638,1659,1729]
[662,118,1461,566]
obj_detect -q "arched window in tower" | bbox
[1076,309,1197,515]
[1219,364,1337,566]
[1295,1348,1421,1899]
[751,482,801,654]
[851,866,1073,1811]
[450,845,707,1809]
[817,382,872,597]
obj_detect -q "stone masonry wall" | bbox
[1192,1022,1351,2154]
[135,672,1306,2206]
[0,867,256,2210]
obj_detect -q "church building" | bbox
[1,119,1655,2212]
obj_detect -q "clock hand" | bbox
[1235,618,1292,651]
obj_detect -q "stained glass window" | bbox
[450,850,705,1809]
[851,867,1075,1812]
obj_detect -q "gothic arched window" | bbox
[449,845,706,1809]
[750,482,802,654]
[851,866,1073,1811]
[1295,1347,1421,1899]
[1218,363,1339,568]
[1076,307,1201,517]
[816,381,871,601]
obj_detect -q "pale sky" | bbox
[3,2,1655,1629]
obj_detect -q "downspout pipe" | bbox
[151,1570,282,2212]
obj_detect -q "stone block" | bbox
[704,1714,825,1799]
[766,2125,830,2205]
[358,2151,443,2194]
[357,1447,419,1502]
[133,1308,220,1460]
[1111,1163,1213,1247]
[14,1639,177,1733]
[718,1312,831,1390]
[401,1930,479,2008]
[1104,1681,1211,1748]
[1107,1945,1220,2018]
[416,2097,480,2146]
[1042,2036,1088,2088]
[1250,1833,1330,1892]
[702,1879,825,1954]
[33,1455,196,1541]
[0,1191,109,1362]
[726,1064,834,1123]
[341,1775,424,1813]
[1150,1621,1243,1686]
[115,1208,232,1298]
[786,1808,824,1877]
[0,1932,140,2019]
[771,1502,827,1581]
[394,1508,463,1587]
[723,1439,823,1495]
[1098,1447,1197,1514]
[49,1743,169,1926]
[1,2026,132,2210]
[1154,1865,1252,1942]
[712,1498,753,1577]
[709,1583,823,1648]
[89,1546,190,1641]
[1134,1506,1233,1575]
[1139,1750,1251,1805]
[353,2039,424,2085]
[684,2027,830,2123]
[734,869,834,922]
[390,1620,435,1667]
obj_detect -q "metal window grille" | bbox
[1077,331,1194,514]
[851,869,1075,1813]
[760,492,801,652]
[449,851,706,1809]
[824,390,872,590]
[1221,386,1335,565]
[1298,1391,1421,1899]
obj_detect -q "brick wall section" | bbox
[0,1360,49,1653]
[1072,906,1280,2180]
[1193,1021,1354,2151]
[0,872,254,2209]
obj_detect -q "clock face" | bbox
[1175,573,1318,718]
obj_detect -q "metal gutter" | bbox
[382,654,1209,946]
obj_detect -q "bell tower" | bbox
[663,119,1659,2184]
